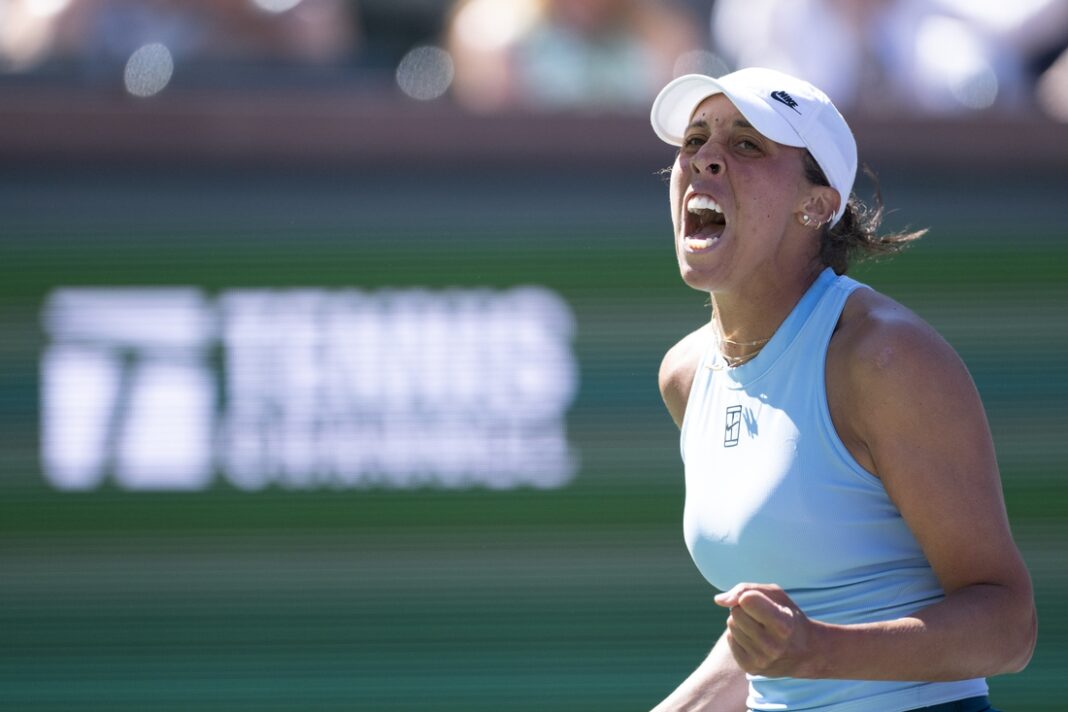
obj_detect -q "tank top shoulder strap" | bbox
[803,271,868,351]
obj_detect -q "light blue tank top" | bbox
[680,269,987,711]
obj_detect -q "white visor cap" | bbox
[650,67,857,226]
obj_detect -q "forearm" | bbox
[650,630,748,712]
[810,582,1037,681]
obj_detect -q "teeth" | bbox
[685,236,719,250]
[687,195,722,214]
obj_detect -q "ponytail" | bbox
[803,152,927,275]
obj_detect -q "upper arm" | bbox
[833,297,1031,598]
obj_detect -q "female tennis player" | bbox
[648,68,1036,712]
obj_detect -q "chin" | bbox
[677,262,720,294]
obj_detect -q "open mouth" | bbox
[683,194,727,251]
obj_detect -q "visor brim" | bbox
[650,74,804,150]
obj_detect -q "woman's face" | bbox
[669,94,816,295]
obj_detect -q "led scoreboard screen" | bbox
[41,286,578,492]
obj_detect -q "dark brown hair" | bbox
[803,151,927,275]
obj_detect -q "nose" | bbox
[691,145,723,176]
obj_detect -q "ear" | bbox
[797,185,839,227]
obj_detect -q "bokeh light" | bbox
[396,45,454,101]
[249,0,303,14]
[951,67,999,111]
[451,0,538,53]
[915,16,998,111]
[25,0,70,18]
[123,43,174,98]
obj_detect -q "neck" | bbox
[710,264,824,363]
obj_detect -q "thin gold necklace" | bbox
[719,335,771,348]
[713,329,771,369]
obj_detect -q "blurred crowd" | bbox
[1,0,1066,120]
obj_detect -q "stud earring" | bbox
[800,214,811,226]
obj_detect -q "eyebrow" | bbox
[687,118,755,132]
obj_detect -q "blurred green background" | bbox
[1,152,1065,711]
[2,0,1066,706]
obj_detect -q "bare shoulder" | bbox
[827,286,986,476]
[659,323,712,429]
[830,287,968,392]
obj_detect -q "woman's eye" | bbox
[736,138,760,151]
[684,135,706,148]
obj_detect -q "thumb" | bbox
[714,584,744,608]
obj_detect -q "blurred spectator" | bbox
[1004,0,1068,121]
[0,0,360,78]
[710,0,1065,117]
[445,0,705,113]
[0,0,68,70]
